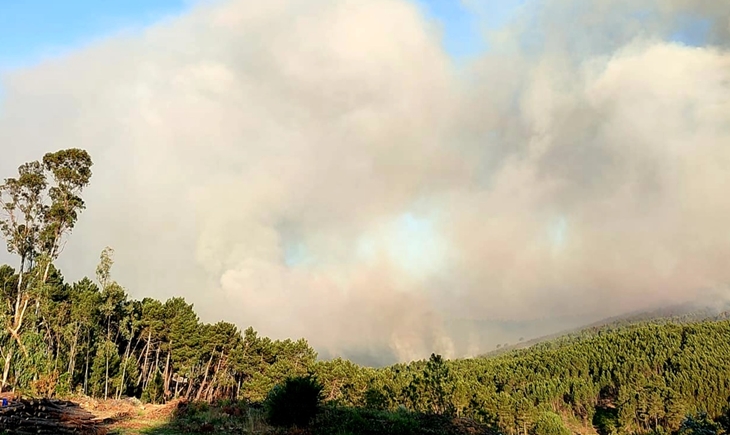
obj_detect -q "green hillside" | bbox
[329,319,730,434]
[483,302,730,358]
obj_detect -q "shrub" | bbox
[532,411,570,435]
[265,375,323,428]
[31,370,59,397]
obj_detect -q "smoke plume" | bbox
[1,0,729,364]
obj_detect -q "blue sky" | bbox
[0,0,523,71]
[0,0,190,70]
[415,0,488,59]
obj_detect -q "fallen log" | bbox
[0,398,106,434]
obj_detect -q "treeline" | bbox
[3,149,730,435]
[0,257,317,403]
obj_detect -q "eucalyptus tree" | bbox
[94,247,126,399]
[0,149,92,391]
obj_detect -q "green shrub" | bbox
[532,411,570,435]
[265,375,323,428]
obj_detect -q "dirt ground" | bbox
[77,397,182,435]
[0,393,179,435]
[0,395,267,435]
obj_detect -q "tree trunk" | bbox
[104,341,110,400]
[195,353,215,401]
[206,353,224,402]
[185,365,197,400]
[104,317,111,400]
[68,324,80,380]
[10,250,32,353]
[84,330,91,395]
[15,255,24,302]
[150,346,160,390]
[2,348,13,392]
[41,244,57,284]
[163,341,172,396]
[117,338,133,399]
[139,330,151,387]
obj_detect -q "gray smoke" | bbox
[1,0,729,365]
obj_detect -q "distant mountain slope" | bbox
[352,314,730,435]
[481,300,730,357]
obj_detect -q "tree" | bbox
[39,149,93,283]
[137,298,166,393]
[162,297,200,400]
[0,149,92,391]
[95,247,126,399]
[141,369,164,404]
[66,278,100,393]
[679,413,721,435]
[89,339,121,398]
[531,411,570,435]
[0,160,47,386]
[403,354,456,416]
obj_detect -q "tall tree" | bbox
[0,149,92,391]
[95,247,126,399]
[39,149,93,283]
[0,162,47,359]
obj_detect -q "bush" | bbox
[31,371,59,398]
[265,375,323,428]
[532,411,570,435]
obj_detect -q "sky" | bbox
[1,0,729,366]
[0,0,527,69]
[0,0,190,70]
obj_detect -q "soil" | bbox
[0,394,181,435]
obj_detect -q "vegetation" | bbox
[265,375,323,428]
[3,149,730,435]
[532,411,570,435]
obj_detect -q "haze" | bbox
[1,0,729,365]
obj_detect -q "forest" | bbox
[2,148,730,435]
